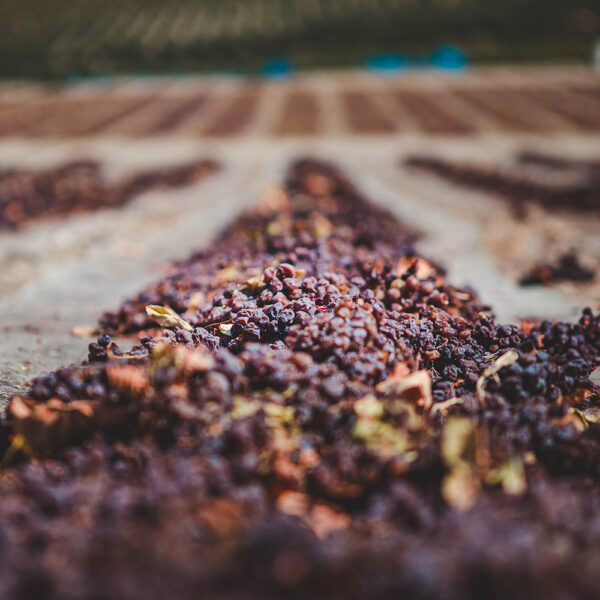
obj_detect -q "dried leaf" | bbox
[276,491,350,539]
[218,266,240,282]
[376,369,432,410]
[243,275,265,290]
[106,364,149,397]
[267,220,282,236]
[150,341,176,370]
[555,408,588,433]
[257,185,290,215]
[476,350,519,404]
[430,397,463,416]
[563,387,593,407]
[441,417,475,469]
[271,456,302,490]
[187,292,205,311]
[145,305,193,332]
[354,395,384,419]
[309,503,351,538]
[415,258,436,280]
[231,397,260,420]
[396,256,413,276]
[196,498,244,536]
[277,490,309,518]
[9,396,97,457]
[442,469,479,511]
[453,291,471,302]
[353,395,411,459]
[219,323,234,337]
[579,406,600,424]
[486,457,526,496]
[396,257,436,280]
[312,213,333,239]
[1,433,34,467]
[520,320,537,335]
[176,347,214,372]
[353,419,410,459]
[501,461,526,495]
[264,403,295,425]
[72,325,98,338]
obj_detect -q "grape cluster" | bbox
[1,159,599,600]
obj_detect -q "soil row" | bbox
[1,83,598,137]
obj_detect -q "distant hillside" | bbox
[0,0,598,79]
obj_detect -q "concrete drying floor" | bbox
[1,133,600,406]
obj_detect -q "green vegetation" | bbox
[0,0,598,79]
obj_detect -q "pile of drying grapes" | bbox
[520,250,595,286]
[405,152,600,215]
[0,158,219,228]
[1,159,600,600]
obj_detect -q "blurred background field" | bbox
[1,0,599,80]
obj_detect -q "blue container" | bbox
[366,54,407,73]
[260,57,295,79]
[430,45,467,71]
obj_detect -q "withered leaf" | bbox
[145,305,193,332]
[196,498,244,536]
[486,457,526,496]
[430,396,463,416]
[440,418,480,509]
[476,350,519,404]
[276,491,350,539]
[9,396,97,457]
[256,185,290,215]
[353,419,411,459]
[579,406,600,424]
[354,395,384,419]
[376,369,432,410]
[442,468,479,511]
[72,325,98,338]
[242,275,265,290]
[219,323,234,336]
[396,257,436,280]
[187,292,205,311]
[555,408,588,433]
[176,347,214,372]
[106,364,149,397]
[231,397,260,420]
[312,213,333,239]
[218,266,240,282]
[441,417,475,469]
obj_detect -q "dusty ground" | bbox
[1,68,599,404]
